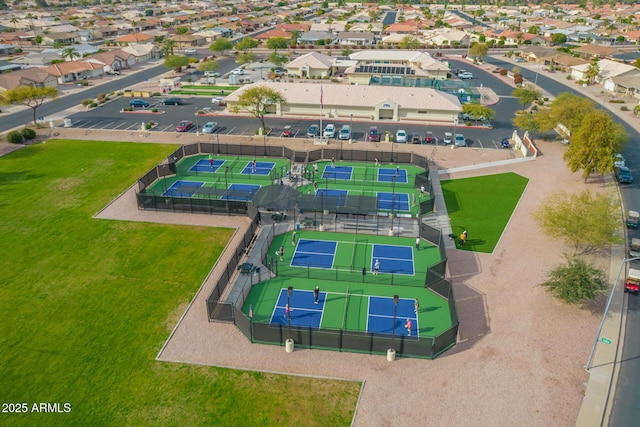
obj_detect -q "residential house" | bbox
[310,22,347,33]
[337,31,374,46]
[572,44,620,60]
[41,32,81,46]
[255,28,292,41]
[115,32,154,45]
[93,26,119,41]
[193,29,225,43]
[170,34,207,48]
[602,70,640,98]
[423,29,470,47]
[297,31,336,46]
[570,59,636,84]
[286,51,334,78]
[85,49,136,71]
[44,60,104,83]
[10,50,62,67]
[546,53,588,72]
[0,68,57,91]
[121,43,163,62]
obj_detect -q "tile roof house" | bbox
[286,51,334,78]
[570,58,636,84]
[121,43,163,62]
[0,68,58,91]
[572,44,620,59]
[337,31,374,46]
[115,32,154,45]
[41,32,81,46]
[602,70,640,98]
[44,60,104,83]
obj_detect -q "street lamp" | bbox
[263,132,267,156]
[194,107,199,135]
[453,117,459,142]
[287,286,294,339]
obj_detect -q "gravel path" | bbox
[83,129,602,427]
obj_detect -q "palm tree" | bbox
[585,59,600,85]
[10,16,22,49]
[26,13,38,47]
[61,47,79,61]
[162,39,175,56]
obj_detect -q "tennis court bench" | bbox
[342,221,378,231]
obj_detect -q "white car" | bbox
[323,124,336,138]
[454,134,467,147]
[211,97,225,105]
[202,122,219,134]
[185,48,197,54]
[614,154,626,168]
[231,69,245,75]
[459,72,474,80]
[395,130,407,143]
[443,132,453,144]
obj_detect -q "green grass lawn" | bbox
[440,172,529,253]
[0,140,359,426]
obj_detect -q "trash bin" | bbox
[285,338,294,353]
[387,348,396,361]
[296,222,301,230]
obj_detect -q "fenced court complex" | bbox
[133,142,456,358]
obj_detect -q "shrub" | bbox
[81,99,91,107]
[544,97,549,101]
[621,106,629,111]
[151,108,158,112]
[21,128,36,140]
[97,93,106,100]
[82,80,89,86]
[566,75,573,80]
[7,130,23,144]
[609,99,624,104]
[89,102,98,108]
[537,100,544,106]
[499,68,508,76]
[145,123,152,130]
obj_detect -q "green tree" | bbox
[469,43,489,61]
[564,110,628,181]
[541,256,607,305]
[210,38,232,55]
[236,51,255,65]
[0,85,58,125]
[533,189,621,254]
[163,54,189,70]
[235,38,259,52]
[536,92,595,134]
[176,26,189,35]
[635,57,640,69]
[233,85,287,130]
[398,35,419,50]
[512,110,540,133]
[585,59,600,85]
[461,104,495,122]
[341,46,352,57]
[551,33,567,44]
[162,39,176,56]
[198,59,219,73]
[527,25,540,34]
[269,52,287,67]
[512,87,541,110]
[266,37,288,51]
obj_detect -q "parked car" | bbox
[367,126,380,142]
[307,124,320,138]
[424,131,437,144]
[129,99,149,108]
[231,69,245,75]
[338,125,351,140]
[323,124,336,138]
[443,132,453,145]
[202,122,219,134]
[176,120,193,132]
[105,69,120,76]
[454,133,466,147]
[162,97,183,106]
[274,67,287,76]
[614,154,626,168]
[459,72,474,80]
[185,48,197,54]
[395,129,407,143]
[211,97,226,106]
[515,57,526,63]
[615,166,633,184]
[410,133,421,144]
[461,112,483,121]
[204,71,220,77]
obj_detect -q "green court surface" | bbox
[145,154,290,196]
[243,229,450,338]
[441,172,529,253]
[301,161,425,216]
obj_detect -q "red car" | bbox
[175,120,193,132]
[424,131,437,144]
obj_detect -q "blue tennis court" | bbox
[162,180,204,197]
[241,161,275,176]
[322,165,353,180]
[378,168,408,183]
[371,244,414,275]
[189,159,224,173]
[270,289,325,328]
[291,239,337,269]
[221,183,260,201]
[316,189,348,208]
[367,296,417,336]
[377,192,410,211]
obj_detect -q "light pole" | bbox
[287,286,293,339]
[263,132,267,156]
[534,63,540,86]
[224,166,229,195]
[586,256,640,370]
[453,117,459,142]
[392,294,399,344]
[194,107,199,135]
